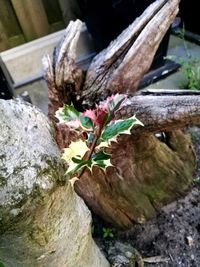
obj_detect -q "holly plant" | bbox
[56,94,143,178]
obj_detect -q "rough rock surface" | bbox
[0,99,109,267]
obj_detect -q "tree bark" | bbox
[43,0,199,228]
[0,99,109,267]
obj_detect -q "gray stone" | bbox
[0,99,109,267]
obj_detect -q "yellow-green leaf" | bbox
[62,140,89,163]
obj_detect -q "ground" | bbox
[93,127,200,267]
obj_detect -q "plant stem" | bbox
[87,126,102,158]
[77,126,102,179]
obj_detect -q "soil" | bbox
[93,127,200,267]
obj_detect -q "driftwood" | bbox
[44,0,180,111]
[43,20,84,149]
[118,95,200,134]
[43,20,84,122]
[81,0,179,105]
[43,0,200,228]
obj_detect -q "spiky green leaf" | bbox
[100,116,143,144]
[92,151,111,161]
[106,94,126,124]
[71,157,84,164]
[67,152,112,174]
[91,152,112,170]
[91,159,112,170]
[87,133,94,144]
[66,158,91,174]
[107,94,125,113]
[80,116,94,130]
[55,104,80,124]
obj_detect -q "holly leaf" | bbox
[66,158,91,174]
[62,140,89,163]
[81,109,97,123]
[92,159,112,170]
[67,152,112,174]
[69,176,79,187]
[107,94,126,113]
[80,116,94,130]
[96,141,110,149]
[91,151,112,171]
[92,151,111,161]
[99,116,143,145]
[99,94,126,124]
[55,104,80,128]
[87,133,94,144]
[71,157,84,164]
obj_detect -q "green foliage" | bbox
[56,94,143,177]
[91,151,112,170]
[170,26,200,90]
[100,116,143,145]
[80,116,94,130]
[56,104,80,123]
[68,151,112,174]
[67,157,90,174]
[102,227,114,239]
[180,60,200,90]
[0,261,5,267]
[106,94,125,123]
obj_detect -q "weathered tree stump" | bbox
[0,99,109,267]
[43,0,200,228]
